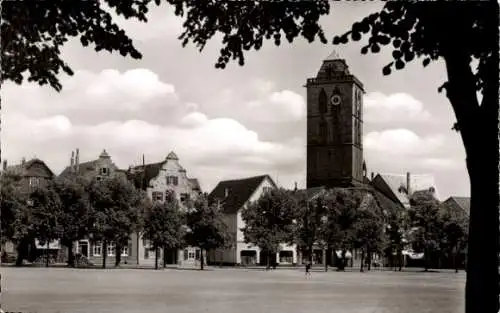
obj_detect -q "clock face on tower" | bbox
[330,94,341,106]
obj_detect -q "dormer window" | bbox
[166,176,178,186]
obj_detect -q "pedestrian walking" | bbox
[305,262,312,279]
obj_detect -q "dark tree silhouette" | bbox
[2,1,498,312]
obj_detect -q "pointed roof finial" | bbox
[325,49,341,61]
[99,149,110,159]
[166,151,179,160]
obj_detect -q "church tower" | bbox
[306,51,365,188]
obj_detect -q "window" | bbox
[152,191,163,202]
[318,89,327,114]
[319,121,328,138]
[107,242,116,256]
[195,249,200,260]
[180,193,190,203]
[100,167,109,176]
[29,177,40,187]
[121,246,129,257]
[262,187,272,194]
[188,252,195,259]
[166,176,178,186]
[184,249,189,260]
[96,176,102,181]
[93,242,102,256]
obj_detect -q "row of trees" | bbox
[0,172,231,270]
[240,188,469,273]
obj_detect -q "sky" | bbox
[1,2,469,200]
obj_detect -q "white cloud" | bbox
[1,69,179,117]
[364,129,444,155]
[421,158,462,171]
[104,3,184,42]
[364,92,432,123]
[246,90,306,122]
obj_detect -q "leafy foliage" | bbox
[0,171,27,243]
[241,188,296,255]
[185,195,230,270]
[353,195,386,262]
[49,176,93,267]
[408,191,445,270]
[1,0,152,91]
[29,184,64,246]
[87,175,143,268]
[142,195,185,270]
[292,191,326,262]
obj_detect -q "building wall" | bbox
[139,156,202,267]
[306,59,364,189]
[76,234,139,266]
[209,177,298,266]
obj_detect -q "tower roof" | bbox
[166,151,179,160]
[99,149,110,159]
[325,49,341,61]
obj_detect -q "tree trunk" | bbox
[266,251,271,270]
[397,249,402,272]
[15,241,24,266]
[453,245,458,273]
[324,248,328,273]
[367,251,372,271]
[424,246,429,272]
[102,241,107,269]
[360,249,364,272]
[45,242,50,268]
[200,248,204,270]
[114,243,122,267]
[443,44,499,313]
[163,245,167,269]
[67,241,75,268]
[337,249,346,271]
[154,246,159,270]
[465,147,499,313]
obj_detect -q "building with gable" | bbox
[128,151,203,267]
[206,175,298,266]
[1,157,57,260]
[59,149,138,266]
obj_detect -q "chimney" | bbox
[70,151,75,171]
[294,182,298,192]
[21,157,26,166]
[406,172,411,196]
[75,148,80,172]
[225,188,229,198]
[371,172,374,181]
[2,160,7,171]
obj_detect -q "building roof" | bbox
[188,178,201,191]
[5,158,55,178]
[443,196,470,216]
[325,49,341,61]
[128,161,164,189]
[166,151,179,160]
[374,173,440,207]
[208,175,277,214]
[60,160,99,177]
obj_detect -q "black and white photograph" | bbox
[0,1,498,313]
